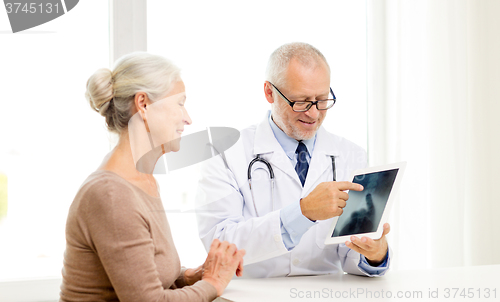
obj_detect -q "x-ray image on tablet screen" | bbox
[331,169,399,237]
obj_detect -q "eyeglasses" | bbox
[269,82,336,112]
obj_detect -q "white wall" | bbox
[367,0,500,270]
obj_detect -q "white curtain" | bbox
[367,0,500,270]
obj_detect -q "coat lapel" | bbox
[253,113,302,186]
[303,127,341,193]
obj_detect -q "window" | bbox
[0,1,109,280]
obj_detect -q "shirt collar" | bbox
[268,111,316,160]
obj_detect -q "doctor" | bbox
[196,42,391,278]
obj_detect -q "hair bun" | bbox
[85,68,114,116]
[85,52,181,133]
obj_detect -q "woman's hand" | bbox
[201,239,246,296]
[184,265,203,286]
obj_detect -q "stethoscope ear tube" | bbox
[331,155,336,181]
[248,154,275,217]
[247,154,337,217]
[247,154,275,181]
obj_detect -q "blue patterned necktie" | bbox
[295,142,309,186]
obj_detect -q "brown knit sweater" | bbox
[60,170,217,301]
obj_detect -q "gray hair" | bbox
[85,52,181,133]
[265,42,330,87]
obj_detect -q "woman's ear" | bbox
[134,92,150,119]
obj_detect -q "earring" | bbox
[143,116,151,133]
[143,105,151,133]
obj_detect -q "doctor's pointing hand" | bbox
[196,42,392,278]
[300,181,364,221]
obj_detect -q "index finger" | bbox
[235,249,246,260]
[209,239,221,251]
[236,258,244,274]
[334,181,364,192]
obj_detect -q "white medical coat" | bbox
[196,113,390,278]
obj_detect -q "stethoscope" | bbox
[247,154,337,217]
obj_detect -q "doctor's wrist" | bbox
[365,257,384,267]
[364,249,389,267]
[299,198,316,222]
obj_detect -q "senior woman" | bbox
[60,52,245,301]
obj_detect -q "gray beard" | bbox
[271,106,318,141]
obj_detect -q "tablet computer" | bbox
[324,162,406,245]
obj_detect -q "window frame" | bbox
[0,1,147,300]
